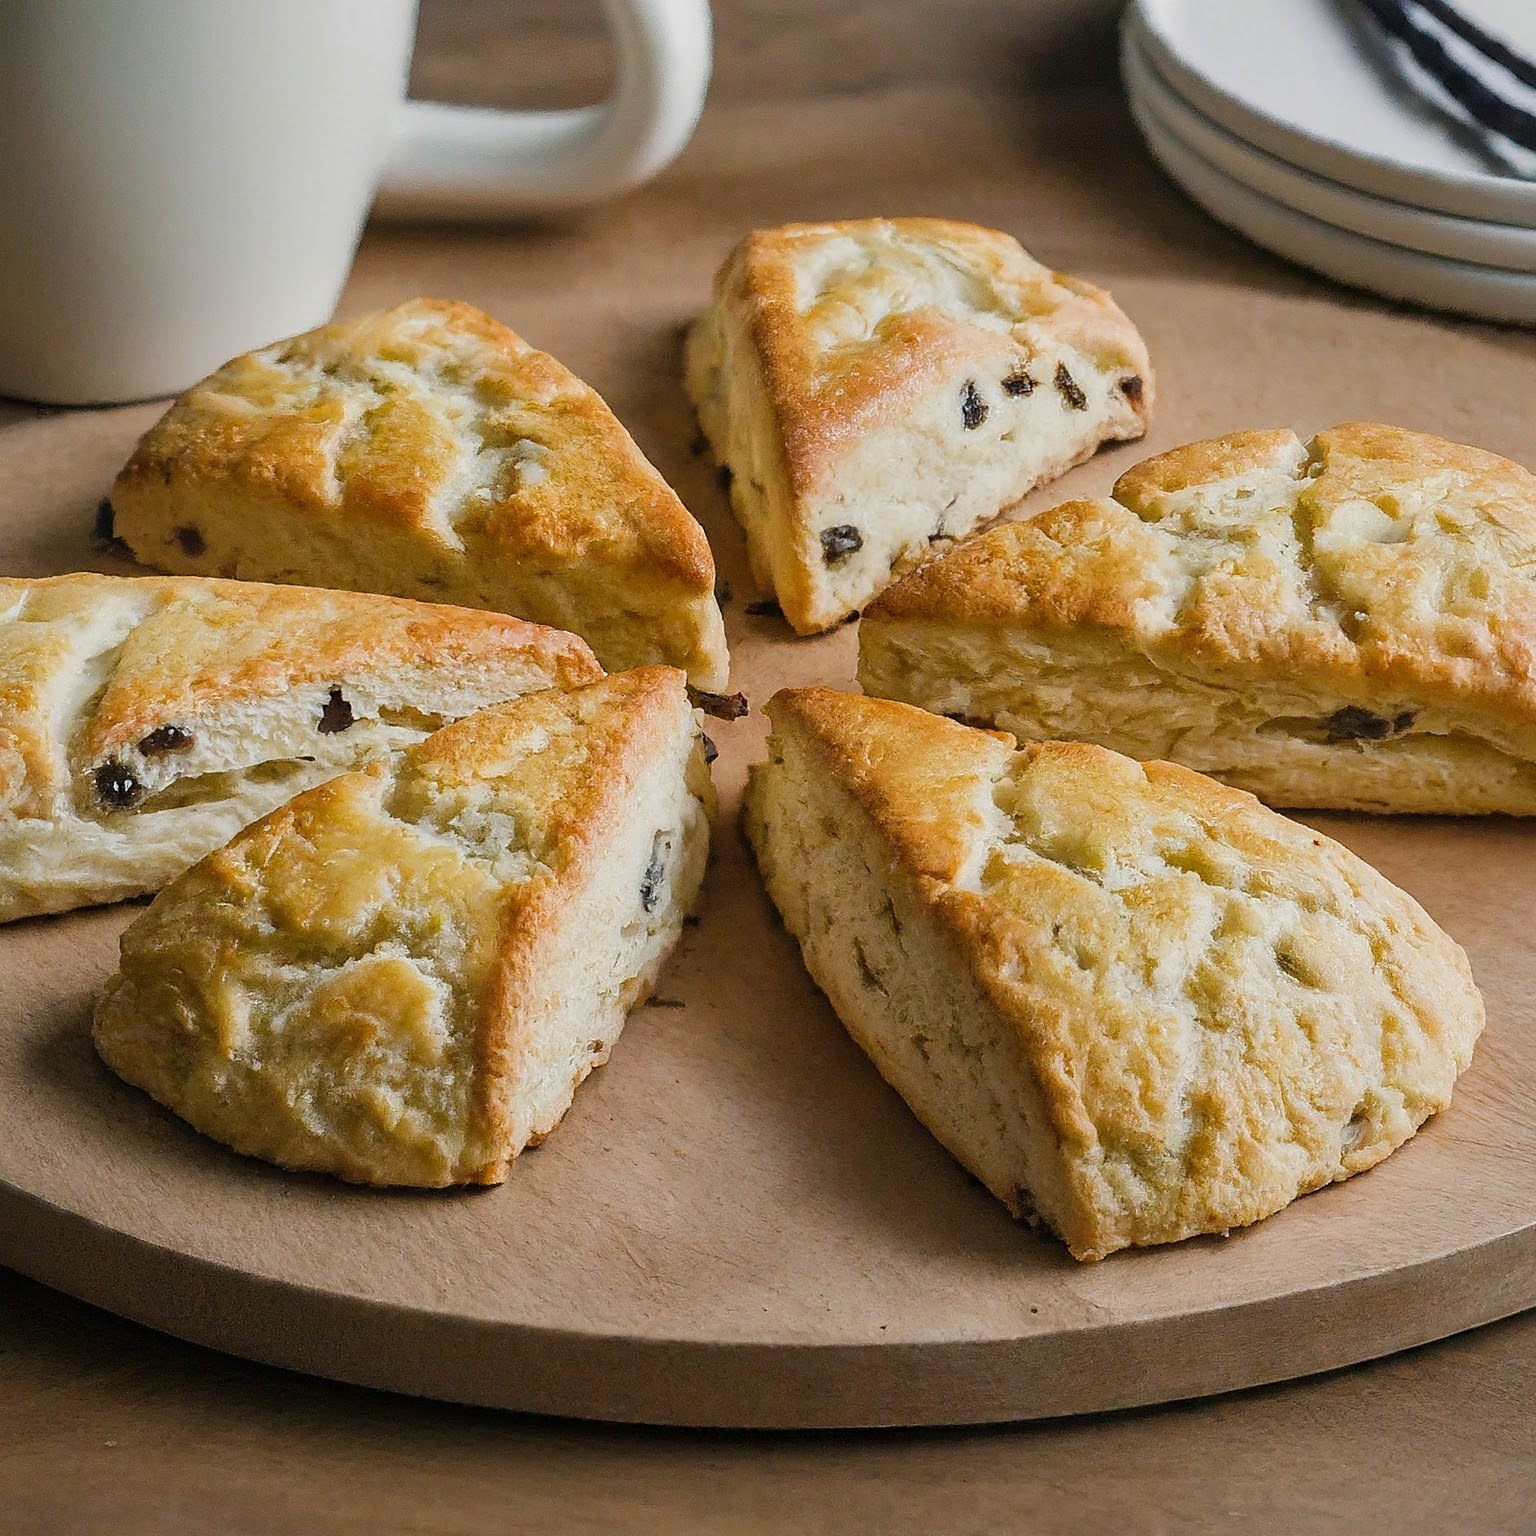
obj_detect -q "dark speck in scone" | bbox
[95,760,145,810]
[639,832,668,912]
[139,724,194,755]
[1054,363,1088,411]
[318,687,355,734]
[1324,706,1415,743]
[960,381,988,430]
[820,525,864,565]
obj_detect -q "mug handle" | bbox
[375,0,712,218]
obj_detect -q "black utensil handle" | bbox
[1356,0,1536,153]
[1407,0,1536,93]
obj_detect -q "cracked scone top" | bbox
[861,422,1536,813]
[685,217,1152,633]
[110,297,731,690]
[94,669,715,1187]
[745,689,1483,1260]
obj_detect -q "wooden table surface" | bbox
[5,1,1536,1529]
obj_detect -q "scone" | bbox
[0,572,599,922]
[861,422,1536,814]
[94,668,714,1186]
[110,297,731,690]
[684,218,1152,633]
[745,688,1483,1261]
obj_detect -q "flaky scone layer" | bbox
[94,669,715,1186]
[0,572,599,921]
[862,422,1536,813]
[746,688,1483,1260]
[686,217,1151,633]
[111,298,730,689]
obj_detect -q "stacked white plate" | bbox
[1124,0,1536,324]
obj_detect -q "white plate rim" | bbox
[1129,90,1536,324]
[1123,27,1536,272]
[1130,0,1536,229]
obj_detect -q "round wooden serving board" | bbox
[3,291,1536,1429]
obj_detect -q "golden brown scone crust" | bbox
[745,688,1484,1260]
[685,218,1151,633]
[861,423,1536,813]
[0,572,600,920]
[93,669,716,1186]
[111,298,730,689]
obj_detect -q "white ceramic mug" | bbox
[0,0,712,405]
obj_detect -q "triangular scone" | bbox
[94,669,714,1186]
[684,218,1152,633]
[0,572,599,922]
[860,423,1536,814]
[110,298,731,690]
[745,689,1483,1261]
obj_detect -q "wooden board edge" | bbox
[6,1177,1535,1429]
